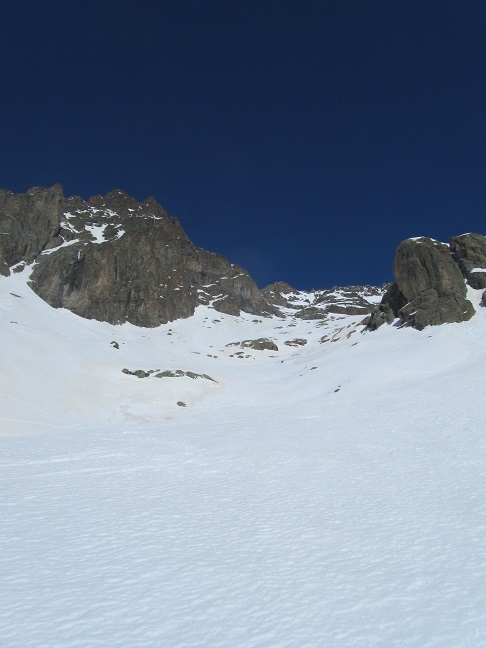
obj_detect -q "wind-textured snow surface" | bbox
[1,269,486,647]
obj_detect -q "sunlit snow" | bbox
[1,268,486,647]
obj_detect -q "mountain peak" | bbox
[1,185,484,331]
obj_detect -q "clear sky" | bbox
[1,0,485,289]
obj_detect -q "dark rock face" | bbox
[379,282,407,315]
[450,233,486,289]
[362,303,395,330]
[394,238,465,300]
[0,184,64,274]
[393,238,474,329]
[398,289,472,329]
[368,237,475,330]
[3,185,280,326]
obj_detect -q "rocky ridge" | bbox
[0,185,279,326]
[1,184,483,331]
[261,282,385,320]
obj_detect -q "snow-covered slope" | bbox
[2,269,486,647]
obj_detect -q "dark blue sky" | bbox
[1,1,486,289]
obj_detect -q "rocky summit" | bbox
[0,184,484,330]
[0,185,279,326]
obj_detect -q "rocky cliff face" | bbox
[1,184,482,331]
[0,184,65,273]
[0,185,280,326]
[366,235,481,330]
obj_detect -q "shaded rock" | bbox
[209,295,241,317]
[242,338,278,351]
[363,303,396,330]
[121,368,149,378]
[155,370,182,378]
[153,370,216,382]
[177,401,187,407]
[364,281,408,330]
[377,237,474,329]
[294,306,327,320]
[450,233,486,289]
[482,291,486,307]
[470,271,486,290]
[399,289,475,329]
[394,239,460,299]
[380,282,407,314]
[1,185,281,325]
[260,281,299,307]
[284,338,308,347]
[0,184,64,275]
[227,338,278,351]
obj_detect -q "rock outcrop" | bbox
[1,185,280,326]
[0,184,64,273]
[122,368,216,381]
[450,233,486,289]
[2,185,482,333]
[367,236,477,330]
[362,302,395,330]
[284,338,308,347]
[227,338,278,352]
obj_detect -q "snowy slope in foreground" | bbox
[1,270,486,647]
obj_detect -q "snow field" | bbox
[1,269,486,646]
